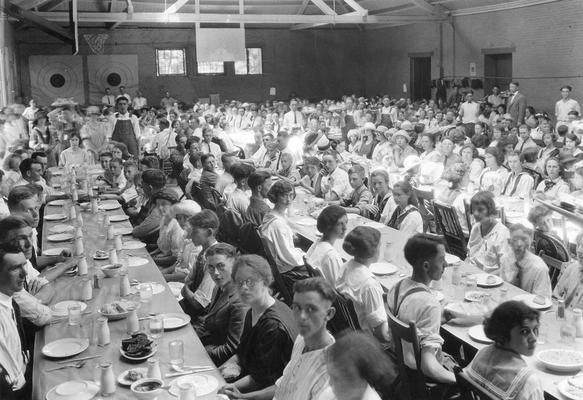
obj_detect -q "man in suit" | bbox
[506,81,527,127]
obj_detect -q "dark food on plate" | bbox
[126,369,145,382]
[95,249,108,258]
[122,333,153,357]
[101,301,128,314]
[134,381,162,392]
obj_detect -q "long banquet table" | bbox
[289,189,580,400]
[32,198,224,399]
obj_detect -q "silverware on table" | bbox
[165,367,215,378]
[46,360,87,372]
[56,354,102,364]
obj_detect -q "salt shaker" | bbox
[178,381,197,400]
[574,308,583,337]
[81,277,93,301]
[96,317,110,346]
[107,223,115,240]
[75,237,84,257]
[99,362,116,396]
[72,188,79,203]
[91,198,99,214]
[114,234,123,251]
[108,248,118,265]
[119,271,130,297]
[75,226,84,239]
[77,256,88,276]
[147,358,162,380]
[126,305,139,334]
[76,213,84,227]
[70,205,77,220]
[451,264,461,286]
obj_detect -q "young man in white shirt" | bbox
[282,100,304,130]
[101,88,115,107]
[458,90,480,136]
[319,151,351,201]
[501,152,534,199]
[556,85,581,128]
[132,90,148,110]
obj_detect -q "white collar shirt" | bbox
[0,291,26,390]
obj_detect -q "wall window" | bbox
[197,61,225,75]
[235,48,263,75]
[156,49,186,76]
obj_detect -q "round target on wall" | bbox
[29,56,85,105]
[87,55,138,104]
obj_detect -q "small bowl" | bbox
[101,264,122,278]
[130,378,164,400]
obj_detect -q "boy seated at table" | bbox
[98,151,112,172]
[299,156,322,195]
[276,152,301,185]
[499,223,552,299]
[98,158,127,192]
[387,233,456,384]
[328,165,373,218]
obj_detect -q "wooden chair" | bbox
[462,199,473,237]
[433,201,468,260]
[388,312,430,400]
[217,208,243,247]
[533,230,569,263]
[454,368,498,400]
[413,188,436,233]
[237,222,265,257]
[303,257,323,278]
[258,230,294,305]
[328,291,361,335]
[539,250,565,290]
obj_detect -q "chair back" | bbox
[533,230,569,263]
[463,198,473,235]
[190,181,207,207]
[258,229,294,305]
[433,201,468,260]
[413,188,436,233]
[217,209,243,247]
[303,257,323,278]
[454,368,498,400]
[387,312,429,400]
[328,291,361,335]
[539,250,565,290]
[237,222,265,256]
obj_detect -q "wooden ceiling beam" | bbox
[34,11,448,23]
[310,0,336,15]
[409,0,446,15]
[297,0,310,14]
[0,1,73,42]
[450,0,563,16]
[343,0,367,15]
[163,0,190,14]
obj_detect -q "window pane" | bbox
[234,59,247,75]
[248,48,262,75]
[156,49,186,76]
[197,61,224,74]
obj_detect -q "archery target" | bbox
[29,55,85,105]
[87,55,138,105]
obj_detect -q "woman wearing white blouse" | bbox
[58,133,93,168]
[535,157,570,199]
[386,181,423,235]
[478,147,509,196]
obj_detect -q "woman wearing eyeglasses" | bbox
[193,243,248,366]
[219,255,298,400]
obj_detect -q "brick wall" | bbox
[365,0,583,114]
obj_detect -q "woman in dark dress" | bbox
[218,255,298,400]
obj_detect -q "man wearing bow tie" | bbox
[110,97,141,159]
[506,82,527,127]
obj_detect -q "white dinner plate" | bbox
[464,291,490,303]
[513,294,553,310]
[135,282,165,295]
[114,227,133,236]
[43,247,68,256]
[51,300,87,317]
[370,262,398,276]
[123,241,147,250]
[469,273,504,288]
[537,349,583,372]
[295,217,316,226]
[46,380,99,400]
[117,368,148,387]
[49,224,75,234]
[168,374,219,397]
[109,214,129,222]
[162,313,191,330]
[445,253,461,265]
[168,282,184,301]
[128,257,149,267]
[48,199,67,206]
[42,338,89,358]
[119,344,157,361]
[468,325,493,344]
[101,202,121,211]
[44,214,67,221]
[558,377,583,400]
[47,233,74,242]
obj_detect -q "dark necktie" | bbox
[515,262,522,288]
[293,112,297,125]
[544,180,556,192]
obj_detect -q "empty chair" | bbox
[413,187,436,233]
[433,201,467,260]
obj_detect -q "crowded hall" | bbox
[1,0,583,399]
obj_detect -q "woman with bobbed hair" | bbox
[460,143,484,190]
[336,226,389,343]
[305,205,348,285]
[325,331,396,400]
[478,146,509,195]
[561,132,583,160]
[535,157,569,199]
[467,191,512,273]
[218,255,298,399]
[367,169,396,223]
[464,301,543,400]
[386,180,423,235]
[260,180,308,284]
[536,131,559,173]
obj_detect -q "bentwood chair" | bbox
[533,231,570,263]
[258,230,294,305]
[539,250,566,290]
[454,368,497,400]
[433,201,468,260]
[413,188,436,233]
[328,291,361,335]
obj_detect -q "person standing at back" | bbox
[506,82,527,127]
[110,97,141,159]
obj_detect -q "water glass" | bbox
[169,340,184,368]
[149,314,164,340]
[139,284,153,315]
[68,304,82,326]
[465,276,477,295]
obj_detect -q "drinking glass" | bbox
[465,276,477,295]
[68,304,82,326]
[139,284,153,315]
[169,340,184,369]
[149,314,164,341]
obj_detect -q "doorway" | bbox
[410,57,431,101]
[484,53,512,94]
